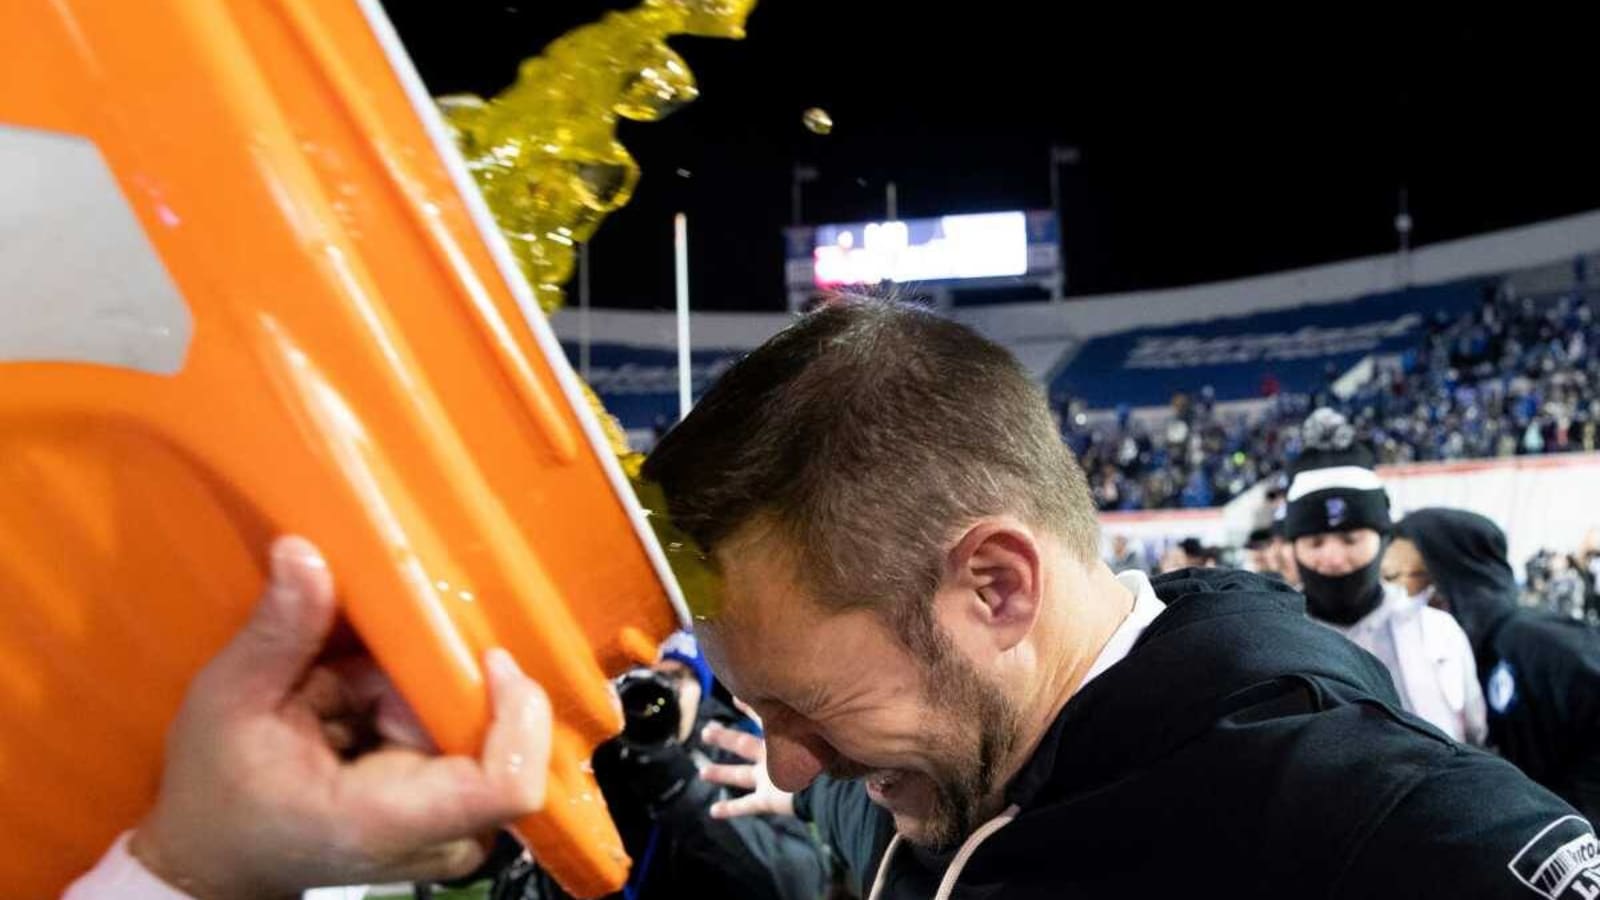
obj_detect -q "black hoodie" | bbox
[1397,507,1600,824]
[796,569,1592,899]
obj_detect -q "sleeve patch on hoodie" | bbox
[1510,816,1600,899]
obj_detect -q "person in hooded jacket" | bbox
[700,567,1589,900]
[1284,408,1487,745]
[1395,507,1600,823]
[645,300,1595,900]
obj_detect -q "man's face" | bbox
[1293,528,1382,576]
[698,534,1016,850]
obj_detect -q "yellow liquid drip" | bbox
[631,478,723,621]
[438,0,756,313]
[436,0,751,616]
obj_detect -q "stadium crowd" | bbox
[1121,527,1600,625]
[1064,288,1600,511]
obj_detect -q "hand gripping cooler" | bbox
[0,0,687,895]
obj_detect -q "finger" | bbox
[700,762,758,791]
[202,536,337,713]
[701,722,765,762]
[372,837,489,885]
[481,649,552,813]
[341,750,527,848]
[709,793,773,819]
[334,654,551,848]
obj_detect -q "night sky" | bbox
[381,2,1600,311]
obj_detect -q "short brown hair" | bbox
[642,300,1097,638]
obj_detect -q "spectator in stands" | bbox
[1180,468,1213,508]
[1580,530,1600,623]
[1285,410,1486,745]
[1396,508,1600,823]
[1157,537,1217,574]
[1547,554,1589,622]
[1242,527,1276,576]
[1182,537,1220,568]
[1107,534,1144,573]
[1057,284,1600,512]
[1156,544,1187,575]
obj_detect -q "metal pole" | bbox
[1048,155,1063,300]
[791,170,803,226]
[1395,186,1413,287]
[578,240,592,381]
[791,164,818,227]
[1049,151,1062,233]
[674,213,692,421]
[886,180,898,221]
[1048,146,1079,300]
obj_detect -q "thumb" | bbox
[204,536,338,711]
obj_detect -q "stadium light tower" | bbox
[791,163,819,225]
[1395,186,1413,253]
[1049,145,1080,299]
[1395,186,1414,286]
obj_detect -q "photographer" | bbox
[486,631,829,900]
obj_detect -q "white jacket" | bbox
[1324,583,1488,745]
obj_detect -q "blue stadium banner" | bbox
[1050,280,1486,408]
[561,342,746,434]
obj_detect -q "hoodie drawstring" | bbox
[865,834,903,900]
[865,803,1022,900]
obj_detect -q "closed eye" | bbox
[792,683,832,718]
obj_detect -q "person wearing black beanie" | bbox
[1285,409,1486,745]
[1394,507,1600,823]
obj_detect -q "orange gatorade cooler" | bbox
[0,0,687,895]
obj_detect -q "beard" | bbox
[915,660,1017,849]
[853,626,1021,851]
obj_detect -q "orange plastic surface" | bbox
[0,0,684,896]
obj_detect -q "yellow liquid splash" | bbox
[438,0,754,618]
[438,0,757,314]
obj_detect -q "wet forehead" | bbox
[702,541,894,705]
[699,540,820,686]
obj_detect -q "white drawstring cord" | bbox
[863,803,1022,900]
[934,804,1020,900]
[865,834,903,900]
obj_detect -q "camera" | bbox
[615,667,683,748]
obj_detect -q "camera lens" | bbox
[615,669,681,747]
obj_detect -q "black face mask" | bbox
[1299,550,1386,626]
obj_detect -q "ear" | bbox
[940,518,1043,654]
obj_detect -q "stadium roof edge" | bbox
[550,207,1600,347]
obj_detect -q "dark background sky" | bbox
[381,2,1600,311]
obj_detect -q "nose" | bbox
[764,727,833,793]
[1301,545,1352,576]
[1317,548,1355,576]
